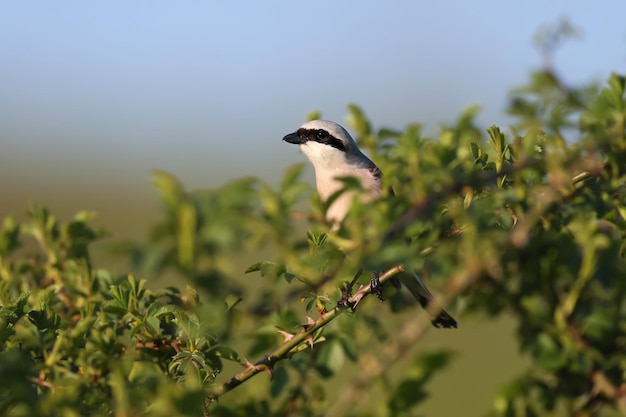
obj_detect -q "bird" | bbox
[282,119,457,329]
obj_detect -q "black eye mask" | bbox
[296,128,347,152]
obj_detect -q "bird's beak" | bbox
[283,131,306,145]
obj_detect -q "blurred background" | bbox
[1,1,625,415]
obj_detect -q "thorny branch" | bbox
[208,265,406,401]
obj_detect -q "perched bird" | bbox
[283,119,457,328]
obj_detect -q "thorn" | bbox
[305,334,314,349]
[242,357,274,378]
[276,329,295,342]
[241,358,256,372]
[263,361,275,378]
[299,316,316,331]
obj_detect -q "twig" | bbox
[29,376,54,390]
[570,160,608,184]
[591,371,626,416]
[208,265,406,401]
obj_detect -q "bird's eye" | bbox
[316,129,329,139]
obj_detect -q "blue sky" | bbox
[1,1,625,224]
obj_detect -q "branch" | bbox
[208,265,406,401]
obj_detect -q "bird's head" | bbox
[282,120,362,170]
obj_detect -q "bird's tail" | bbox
[398,273,458,328]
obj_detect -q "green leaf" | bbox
[470,142,480,160]
[306,110,321,121]
[152,170,185,208]
[208,345,241,364]
[224,294,242,311]
[245,261,295,283]
[346,103,371,137]
[315,339,344,378]
[306,230,327,247]
[535,332,568,371]
[0,216,21,256]
[103,299,128,315]
[153,304,181,318]
[269,365,289,397]
[176,200,197,270]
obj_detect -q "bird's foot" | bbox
[338,269,363,309]
[338,291,356,310]
[370,272,384,301]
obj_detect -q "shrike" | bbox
[283,119,457,328]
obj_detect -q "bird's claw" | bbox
[337,269,363,310]
[370,272,384,301]
[338,290,356,310]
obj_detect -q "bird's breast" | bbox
[315,169,382,224]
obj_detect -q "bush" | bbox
[1,69,625,417]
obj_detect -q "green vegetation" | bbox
[1,48,626,417]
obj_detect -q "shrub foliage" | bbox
[1,69,625,415]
